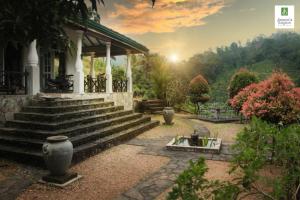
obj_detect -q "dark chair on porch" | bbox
[46,74,74,93]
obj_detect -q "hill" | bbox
[183,32,300,102]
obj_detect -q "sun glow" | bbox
[169,54,179,63]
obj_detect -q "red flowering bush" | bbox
[230,72,300,124]
[229,83,259,112]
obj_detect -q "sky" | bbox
[97,0,300,61]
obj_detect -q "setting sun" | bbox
[169,54,179,63]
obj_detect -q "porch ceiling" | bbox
[82,34,129,57]
[68,19,149,57]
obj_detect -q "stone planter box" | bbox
[166,136,222,154]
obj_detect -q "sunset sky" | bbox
[98,0,300,61]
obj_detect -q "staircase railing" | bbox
[113,78,127,92]
[84,75,106,93]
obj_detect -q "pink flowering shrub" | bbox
[230,72,300,124]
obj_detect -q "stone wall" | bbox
[45,92,134,111]
[0,95,32,124]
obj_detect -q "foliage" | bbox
[167,157,240,200]
[230,72,300,124]
[112,67,126,80]
[228,68,259,98]
[166,72,189,107]
[189,74,210,105]
[132,54,156,99]
[0,0,101,50]
[149,54,171,100]
[167,157,209,200]
[181,33,300,102]
[229,83,259,112]
[230,117,300,200]
[0,0,155,50]
[169,118,300,200]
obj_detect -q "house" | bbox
[0,18,150,121]
[0,18,158,165]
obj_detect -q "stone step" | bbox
[12,109,133,130]
[4,112,141,135]
[0,143,43,166]
[22,101,114,114]
[73,120,159,163]
[13,105,124,123]
[30,97,104,107]
[0,116,151,150]
[0,120,160,167]
[149,106,164,111]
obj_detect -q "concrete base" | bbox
[39,172,82,188]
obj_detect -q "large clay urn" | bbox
[42,136,73,176]
[163,107,175,125]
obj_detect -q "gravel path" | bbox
[1,114,245,200]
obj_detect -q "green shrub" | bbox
[189,74,210,103]
[166,74,189,107]
[228,68,258,99]
[167,157,240,200]
[169,118,300,200]
[230,117,300,199]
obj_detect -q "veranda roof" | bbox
[68,19,149,57]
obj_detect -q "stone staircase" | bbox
[0,97,159,166]
[141,99,165,114]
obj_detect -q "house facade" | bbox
[0,19,148,122]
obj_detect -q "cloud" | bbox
[103,0,226,34]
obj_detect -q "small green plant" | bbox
[167,157,240,200]
[202,136,209,147]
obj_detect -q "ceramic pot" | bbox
[42,136,73,176]
[163,107,175,125]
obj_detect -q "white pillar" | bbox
[24,40,40,95]
[90,53,95,78]
[126,52,133,93]
[73,30,84,94]
[105,42,113,93]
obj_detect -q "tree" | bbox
[230,72,300,125]
[189,74,210,113]
[0,0,155,50]
[228,68,258,99]
[166,72,189,108]
[149,54,170,100]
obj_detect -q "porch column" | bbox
[74,30,84,94]
[24,40,40,95]
[126,52,133,93]
[90,52,95,78]
[105,42,113,93]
